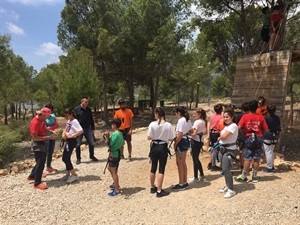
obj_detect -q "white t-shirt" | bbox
[176,117,192,138]
[219,123,238,150]
[148,121,174,143]
[65,119,83,136]
[191,119,207,142]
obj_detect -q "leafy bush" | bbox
[8,120,31,141]
[0,130,21,168]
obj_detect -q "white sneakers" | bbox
[219,186,236,198]
[66,175,79,184]
[219,186,228,193]
[189,177,200,183]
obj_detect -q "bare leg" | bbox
[150,172,155,188]
[156,173,164,192]
[108,167,120,192]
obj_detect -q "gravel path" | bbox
[0,128,300,225]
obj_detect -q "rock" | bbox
[11,165,19,173]
[10,171,16,176]
[23,163,29,169]
[292,162,300,168]
[17,164,25,171]
[0,169,9,176]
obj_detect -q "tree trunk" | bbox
[4,105,8,125]
[100,62,109,126]
[126,76,135,110]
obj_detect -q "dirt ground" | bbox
[0,104,300,225]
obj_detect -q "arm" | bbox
[174,132,183,150]
[218,130,232,141]
[89,108,95,133]
[31,133,57,141]
[66,129,83,139]
[128,117,133,135]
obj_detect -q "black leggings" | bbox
[62,138,77,171]
[191,139,204,178]
[150,143,168,174]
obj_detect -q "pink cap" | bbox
[36,107,51,117]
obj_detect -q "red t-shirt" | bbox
[271,13,283,27]
[30,116,47,136]
[238,113,268,137]
[209,114,223,131]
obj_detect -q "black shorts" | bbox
[120,127,132,142]
[261,27,270,42]
[108,157,120,168]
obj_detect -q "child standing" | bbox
[103,118,124,196]
[62,108,83,184]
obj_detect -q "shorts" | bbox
[261,27,270,42]
[120,127,132,142]
[209,132,220,147]
[243,136,263,160]
[177,138,190,152]
[108,157,120,168]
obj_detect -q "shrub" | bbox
[0,131,21,168]
[8,120,31,141]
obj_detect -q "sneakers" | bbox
[109,184,115,190]
[46,167,57,173]
[219,186,228,193]
[108,190,121,196]
[156,190,170,198]
[211,165,221,171]
[34,183,48,190]
[90,156,99,162]
[171,183,189,191]
[76,159,81,165]
[62,174,70,181]
[224,189,236,198]
[200,176,206,182]
[66,175,79,184]
[207,163,212,170]
[188,177,200,183]
[234,174,248,182]
[150,186,158,193]
[127,156,132,162]
[263,168,274,173]
[251,176,260,183]
[27,176,34,181]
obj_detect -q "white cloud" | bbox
[6,0,63,6]
[6,22,25,35]
[0,7,20,20]
[35,42,63,56]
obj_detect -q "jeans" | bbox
[76,127,95,160]
[220,150,236,190]
[46,140,56,168]
[190,139,204,178]
[63,138,77,171]
[29,151,47,186]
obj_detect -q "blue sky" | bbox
[0,0,65,72]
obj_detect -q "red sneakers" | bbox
[46,167,57,173]
[34,183,48,190]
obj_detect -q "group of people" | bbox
[261,4,284,54]
[27,97,134,194]
[27,96,281,199]
[148,96,281,198]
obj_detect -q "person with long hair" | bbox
[189,108,207,182]
[172,106,192,191]
[218,109,238,198]
[62,108,83,183]
[147,107,173,197]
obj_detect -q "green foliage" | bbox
[8,120,31,141]
[0,128,21,168]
